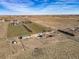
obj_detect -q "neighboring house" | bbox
[10,20,20,25]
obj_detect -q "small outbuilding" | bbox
[12,40,17,44]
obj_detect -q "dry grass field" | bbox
[29,15,79,29]
[0,22,8,38]
[12,40,79,59]
[0,15,79,59]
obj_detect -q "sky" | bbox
[0,0,79,15]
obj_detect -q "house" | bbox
[37,32,44,37]
[10,20,20,25]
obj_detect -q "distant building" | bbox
[10,20,20,26]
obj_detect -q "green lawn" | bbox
[25,22,51,34]
[7,22,50,37]
[7,24,31,38]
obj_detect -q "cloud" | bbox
[0,0,60,11]
[0,0,79,15]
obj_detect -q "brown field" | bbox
[0,22,8,38]
[0,15,79,59]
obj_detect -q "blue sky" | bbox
[0,0,79,15]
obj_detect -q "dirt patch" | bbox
[0,23,8,38]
